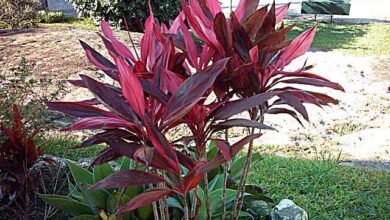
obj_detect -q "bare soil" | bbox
[1,27,389,170]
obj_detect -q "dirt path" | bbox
[1,27,389,170]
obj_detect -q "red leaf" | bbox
[205,0,222,16]
[215,139,231,161]
[164,58,229,125]
[275,3,290,23]
[214,12,232,54]
[76,129,138,148]
[46,101,116,118]
[278,92,309,121]
[182,159,207,193]
[89,170,168,190]
[80,75,139,122]
[90,148,122,167]
[79,40,116,72]
[277,25,317,68]
[213,119,275,132]
[63,117,136,131]
[267,107,303,126]
[117,188,172,214]
[278,78,344,91]
[212,91,281,120]
[101,20,136,62]
[176,150,196,170]
[116,56,146,119]
[196,133,262,174]
[179,19,198,69]
[235,0,260,21]
[242,6,268,38]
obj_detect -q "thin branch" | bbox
[183,194,189,220]
[221,129,229,220]
[122,13,140,60]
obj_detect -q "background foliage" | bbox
[68,0,181,32]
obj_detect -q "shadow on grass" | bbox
[287,21,368,52]
[0,28,40,37]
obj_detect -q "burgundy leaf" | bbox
[214,119,275,131]
[90,148,122,167]
[45,101,115,118]
[278,92,309,121]
[140,79,169,104]
[63,117,136,131]
[235,0,260,21]
[242,6,267,38]
[176,150,196,170]
[116,57,146,119]
[89,170,168,190]
[145,116,180,174]
[276,25,317,68]
[196,133,262,174]
[212,91,281,120]
[214,12,232,53]
[101,20,136,62]
[278,78,344,91]
[117,188,172,214]
[76,129,138,148]
[267,107,303,126]
[106,139,141,159]
[164,58,229,125]
[215,139,231,161]
[180,19,198,69]
[79,40,116,72]
[80,75,138,122]
[275,3,290,23]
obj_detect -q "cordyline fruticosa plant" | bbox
[45,0,343,219]
[0,105,44,205]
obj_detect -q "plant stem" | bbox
[191,186,198,218]
[149,184,160,220]
[183,194,189,220]
[231,111,260,219]
[221,129,229,220]
[202,147,212,220]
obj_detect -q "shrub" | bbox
[38,10,66,23]
[69,0,181,32]
[0,0,40,29]
[0,105,43,205]
[44,0,342,219]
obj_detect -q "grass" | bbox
[287,21,390,56]
[40,136,390,219]
[38,17,98,30]
[249,156,390,219]
[37,135,103,161]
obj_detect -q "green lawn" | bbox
[41,136,390,219]
[287,21,390,56]
[249,156,390,219]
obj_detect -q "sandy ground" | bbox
[1,27,389,170]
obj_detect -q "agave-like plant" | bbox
[45,0,343,219]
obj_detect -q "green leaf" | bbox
[81,184,110,212]
[123,185,143,202]
[67,160,94,186]
[69,215,101,220]
[120,157,134,171]
[166,197,183,211]
[138,204,153,220]
[39,194,93,216]
[230,153,263,180]
[93,163,115,182]
[208,174,224,192]
[68,178,82,201]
